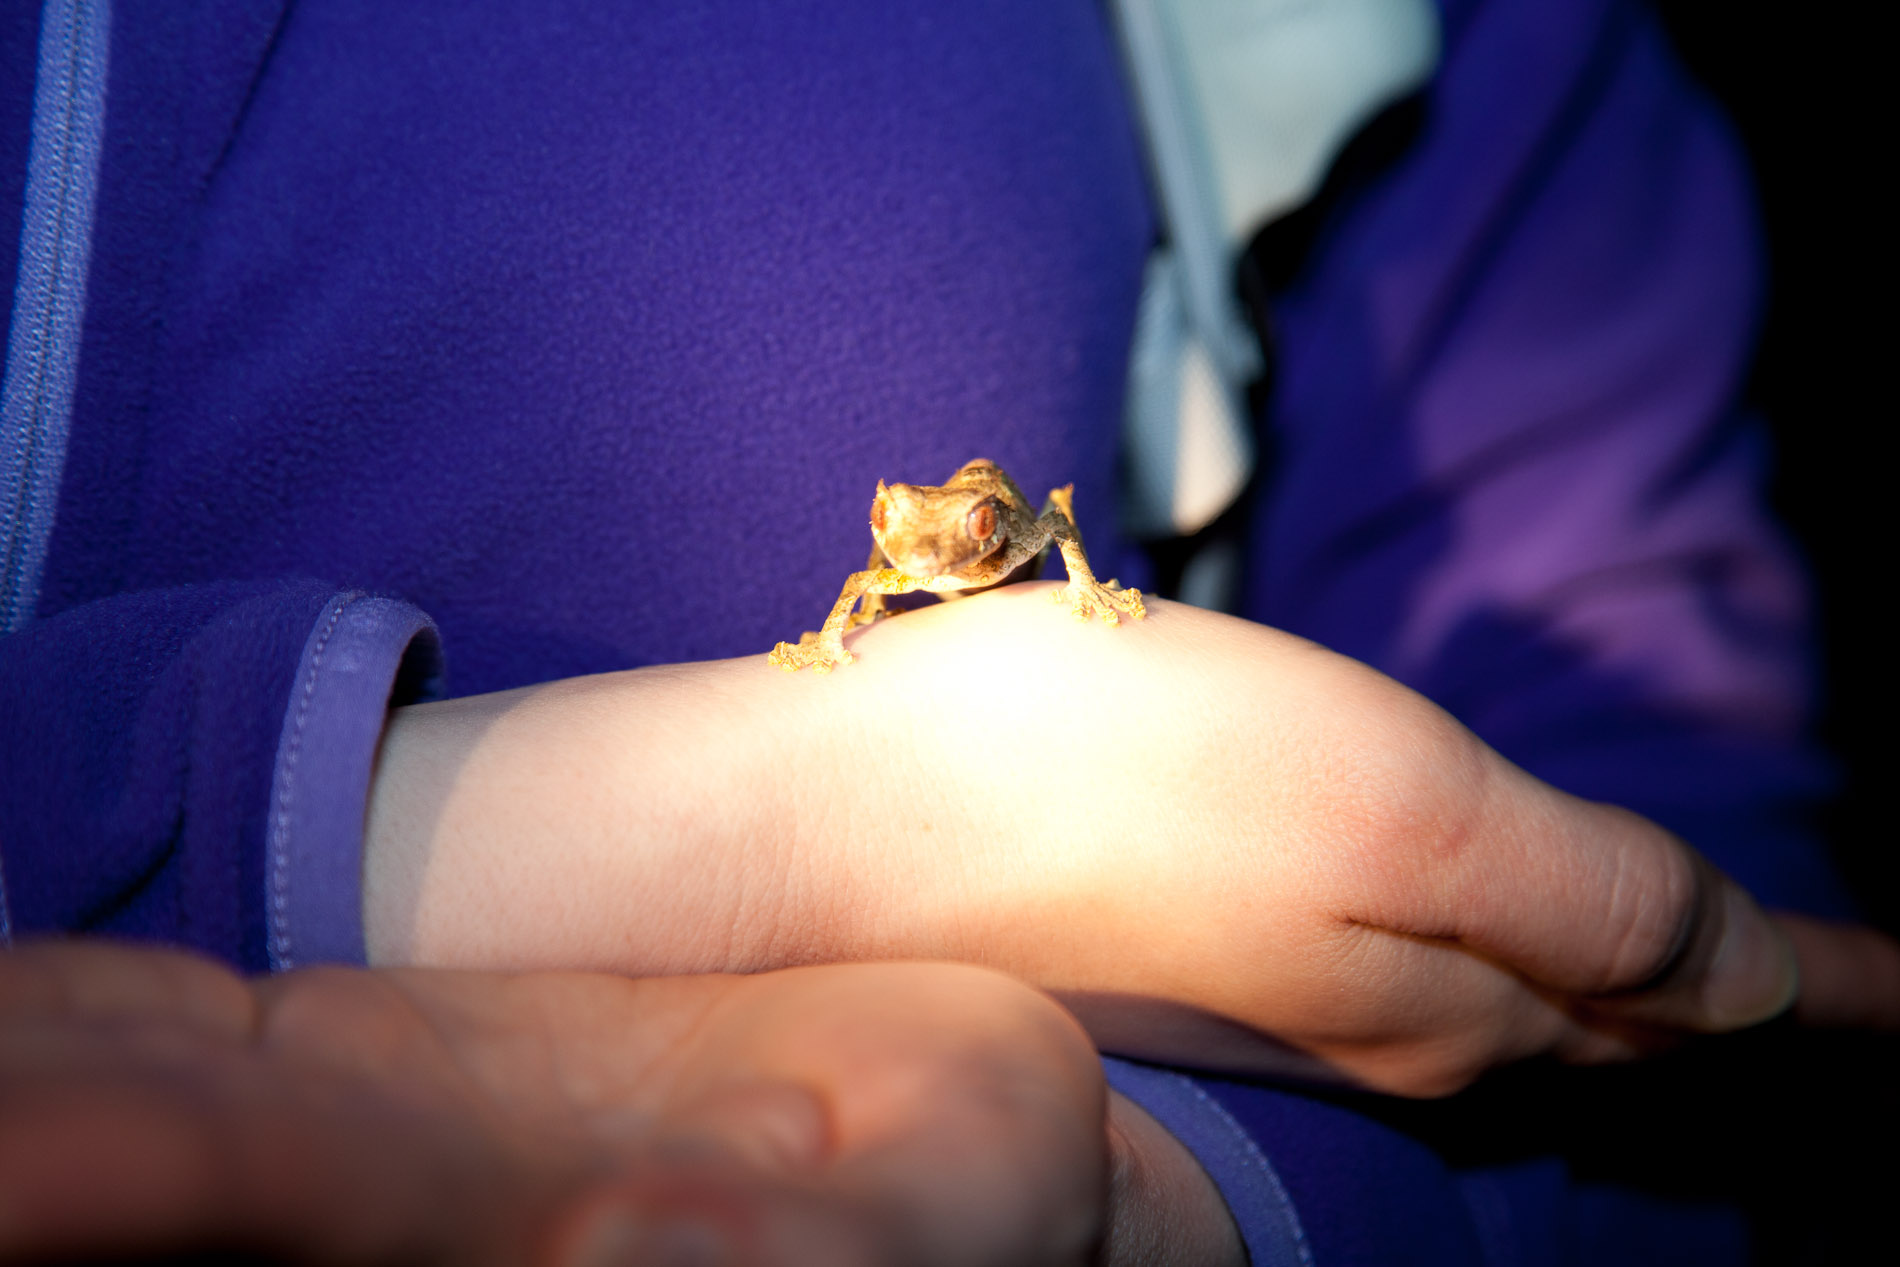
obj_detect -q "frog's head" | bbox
[870,479,1006,577]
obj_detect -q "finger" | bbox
[1776,913,1900,1029]
[401,961,1110,1265]
[1572,854,1800,1034]
[819,1074,1100,1267]
[1320,950,1675,1091]
[544,1165,883,1267]
[249,964,490,1106]
[1289,924,1614,1095]
[0,1038,557,1266]
[645,1080,834,1175]
[0,939,256,1038]
[663,963,1108,1267]
[1351,753,1798,1033]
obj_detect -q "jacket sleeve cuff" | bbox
[1102,1056,1313,1267]
[264,592,441,972]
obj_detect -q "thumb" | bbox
[1400,777,1801,1032]
[1581,861,1801,1033]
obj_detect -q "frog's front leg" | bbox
[1040,488,1146,626]
[770,568,931,672]
[845,546,894,631]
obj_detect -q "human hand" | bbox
[2,942,1228,1266]
[365,585,1900,1095]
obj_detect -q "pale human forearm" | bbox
[364,583,1866,1094]
[364,658,841,974]
[361,585,1334,983]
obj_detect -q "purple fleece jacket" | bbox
[0,0,1850,1262]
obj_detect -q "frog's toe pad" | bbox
[1062,581,1146,627]
[769,639,854,673]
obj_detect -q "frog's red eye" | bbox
[870,498,886,533]
[968,503,997,540]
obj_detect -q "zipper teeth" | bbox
[1,0,111,634]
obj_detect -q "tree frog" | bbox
[770,459,1146,672]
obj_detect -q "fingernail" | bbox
[566,1209,735,1267]
[1703,883,1800,1029]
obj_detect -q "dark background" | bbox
[1654,4,1889,937]
[1401,12,1895,1264]
[1349,15,1894,1267]
[1659,14,1894,1259]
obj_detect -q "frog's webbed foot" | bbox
[1054,577,1147,626]
[769,631,855,673]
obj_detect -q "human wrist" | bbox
[361,659,838,973]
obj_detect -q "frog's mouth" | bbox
[879,538,999,578]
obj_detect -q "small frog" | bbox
[770,459,1146,672]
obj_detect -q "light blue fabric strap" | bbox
[0,0,113,947]
[1103,1056,1313,1267]
[1,0,111,636]
[1110,0,1438,546]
